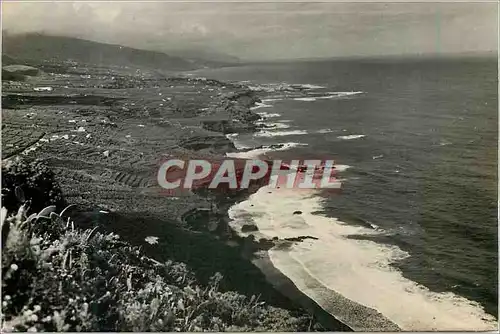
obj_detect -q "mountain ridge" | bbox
[1,33,233,71]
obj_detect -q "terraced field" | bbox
[3,62,353,328]
[2,62,258,224]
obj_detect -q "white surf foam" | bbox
[294,84,326,89]
[256,122,291,130]
[262,97,284,103]
[254,130,308,138]
[317,128,335,134]
[293,92,364,102]
[335,164,351,172]
[294,97,318,102]
[257,111,281,118]
[229,188,497,331]
[249,82,325,93]
[328,91,364,97]
[226,142,308,159]
[248,83,291,93]
[337,134,366,140]
[248,85,273,92]
[225,133,253,150]
[251,102,273,110]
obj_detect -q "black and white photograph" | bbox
[1,0,498,332]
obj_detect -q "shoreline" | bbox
[214,90,375,331]
[218,153,399,331]
[227,179,498,331]
[179,85,364,330]
[221,85,498,331]
[197,182,356,331]
[216,86,399,331]
[3,58,496,331]
[2,62,343,331]
[251,251,356,332]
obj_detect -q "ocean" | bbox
[193,57,498,330]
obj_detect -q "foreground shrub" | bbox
[1,158,66,214]
[1,202,318,332]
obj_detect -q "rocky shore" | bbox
[1,59,353,330]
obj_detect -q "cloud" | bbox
[2,2,497,60]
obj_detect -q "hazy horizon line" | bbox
[2,31,497,64]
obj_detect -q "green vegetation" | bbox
[2,159,65,214]
[1,159,320,332]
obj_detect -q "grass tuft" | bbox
[1,159,321,332]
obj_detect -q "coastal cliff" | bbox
[1,58,352,331]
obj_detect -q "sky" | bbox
[1,1,498,60]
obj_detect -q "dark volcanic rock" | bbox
[241,224,259,232]
[201,119,230,133]
[284,235,319,242]
[293,210,303,215]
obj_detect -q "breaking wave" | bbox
[254,130,308,138]
[337,134,366,140]
[257,111,282,118]
[226,142,308,159]
[294,92,364,102]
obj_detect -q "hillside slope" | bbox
[2,33,200,71]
